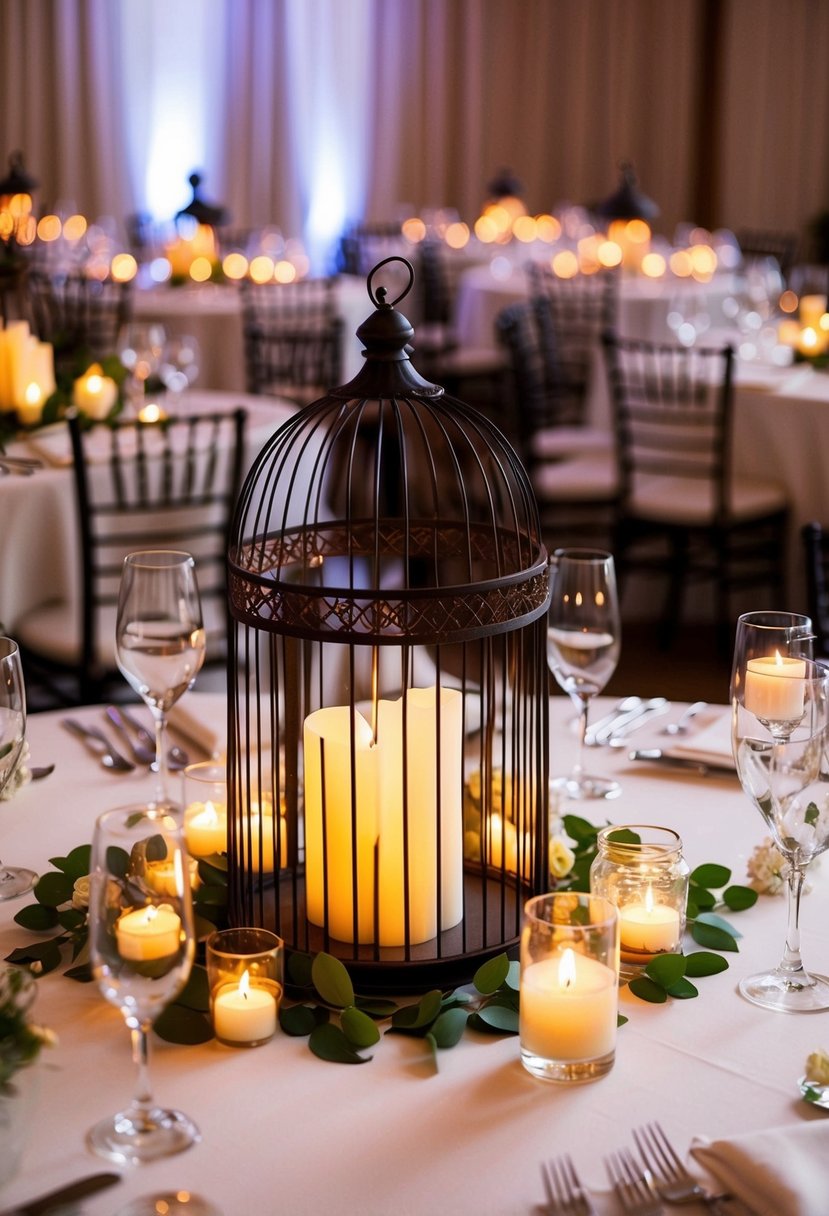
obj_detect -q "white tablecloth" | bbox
[0,696,826,1215]
[0,391,297,635]
[133,276,372,394]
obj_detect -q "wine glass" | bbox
[547,549,622,800]
[115,552,206,800]
[731,610,829,1011]
[159,334,201,401]
[117,322,167,412]
[0,637,37,900]
[86,802,199,1163]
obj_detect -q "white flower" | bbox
[746,838,788,895]
[805,1049,829,1086]
[71,876,91,910]
[550,835,576,880]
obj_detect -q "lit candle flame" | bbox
[239,969,251,1001]
[558,947,576,989]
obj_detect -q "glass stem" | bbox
[779,862,806,978]
[572,698,589,779]
[126,1017,155,1126]
[152,709,169,801]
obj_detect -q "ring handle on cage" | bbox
[366,256,415,310]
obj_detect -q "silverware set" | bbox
[0,453,42,476]
[542,1123,733,1216]
[584,698,706,749]
[61,708,190,774]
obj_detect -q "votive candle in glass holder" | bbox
[183,762,228,859]
[589,825,689,978]
[520,892,619,1084]
[206,927,283,1047]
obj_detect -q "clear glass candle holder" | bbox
[182,762,228,860]
[519,892,619,1084]
[206,928,283,1048]
[589,825,689,979]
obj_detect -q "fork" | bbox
[118,704,190,770]
[540,1155,597,1216]
[660,701,708,736]
[632,1123,730,1213]
[604,1148,663,1215]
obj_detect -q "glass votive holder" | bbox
[519,892,619,1084]
[182,762,228,860]
[589,824,690,979]
[206,927,283,1048]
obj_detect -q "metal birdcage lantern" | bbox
[226,257,551,990]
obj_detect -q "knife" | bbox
[0,1171,122,1216]
[628,748,736,776]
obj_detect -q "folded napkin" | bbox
[668,708,735,770]
[692,1122,829,1216]
[168,692,234,758]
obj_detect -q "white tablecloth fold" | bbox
[691,1121,829,1216]
[669,708,735,769]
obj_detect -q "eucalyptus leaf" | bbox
[176,965,210,1012]
[33,871,74,908]
[280,1004,328,1036]
[684,951,729,977]
[473,953,509,994]
[723,885,758,911]
[628,976,669,1003]
[153,1004,214,1045]
[690,863,731,889]
[606,827,641,845]
[468,1004,519,1034]
[341,1006,381,1048]
[312,953,355,1008]
[105,845,129,879]
[562,814,598,845]
[48,844,91,879]
[805,802,819,827]
[355,996,399,1017]
[57,908,86,932]
[64,960,93,982]
[198,856,229,882]
[194,886,229,907]
[480,989,520,1012]
[688,884,716,910]
[645,954,686,988]
[695,911,742,939]
[617,1013,628,1027]
[7,939,64,975]
[193,913,221,942]
[665,977,698,999]
[440,992,473,1010]
[686,898,700,920]
[430,1006,468,1048]
[691,921,739,952]
[14,903,59,931]
[391,989,443,1031]
[287,951,314,989]
[309,1022,369,1064]
[505,960,520,992]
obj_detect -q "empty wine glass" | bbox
[0,637,37,900]
[731,610,829,1011]
[118,322,167,412]
[666,284,711,347]
[547,549,622,800]
[160,334,201,401]
[87,802,199,1163]
[115,552,206,800]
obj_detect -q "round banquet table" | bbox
[0,695,826,1215]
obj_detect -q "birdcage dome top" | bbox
[228,258,549,644]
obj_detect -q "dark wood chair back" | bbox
[240,278,342,403]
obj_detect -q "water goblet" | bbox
[731,614,829,1011]
[160,334,201,402]
[115,551,206,800]
[547,549,621,800]
[86,802,199,1164]
[0,637,37,900]
[118,322,167,412]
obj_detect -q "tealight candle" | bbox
[146,855,199,896]
[521,949,617,1063]
[618,887,681,954]
[115,904,182,961]
[72,363,118,420]
[213,970,278,1045]
[184,799,228,857]
[745,653,806,721]
[137,401,168,424]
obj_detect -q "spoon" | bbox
[61,719,135,772]
[105,706,156,766]
[118,704,190,771]
[661,700,708,736]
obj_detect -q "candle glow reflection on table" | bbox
[520,948,617,1062]
[744,653,806,721]
[618,887,681,955]
[213,969,278,1045]
[115,904,182,961]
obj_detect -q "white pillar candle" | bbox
[304,706,380,943]
[16,381,45,426]
[115,904,182,961]
[3,321,32,409]
[376,686,464,946]
[213,970,277,1045]
[184,799,228,857]
[520,948,617,1062]
[619,890,680,954]
[237,799,288,874]
[745,654,806,720]
[800,294,828,331]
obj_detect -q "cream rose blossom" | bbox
[805,1048,829,1086]
[71,875,91,910]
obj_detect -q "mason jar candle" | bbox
[589,825,689,978]
[206,927,283,1047]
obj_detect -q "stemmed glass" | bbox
[115,552,206,800]
[730,610,829,1011]
[86,802,199,1163]
[117,322,167,412]
[160,334,201,402]
[0,637,37,900]
[547,549,622,800]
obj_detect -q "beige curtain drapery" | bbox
[0,0,827,261]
